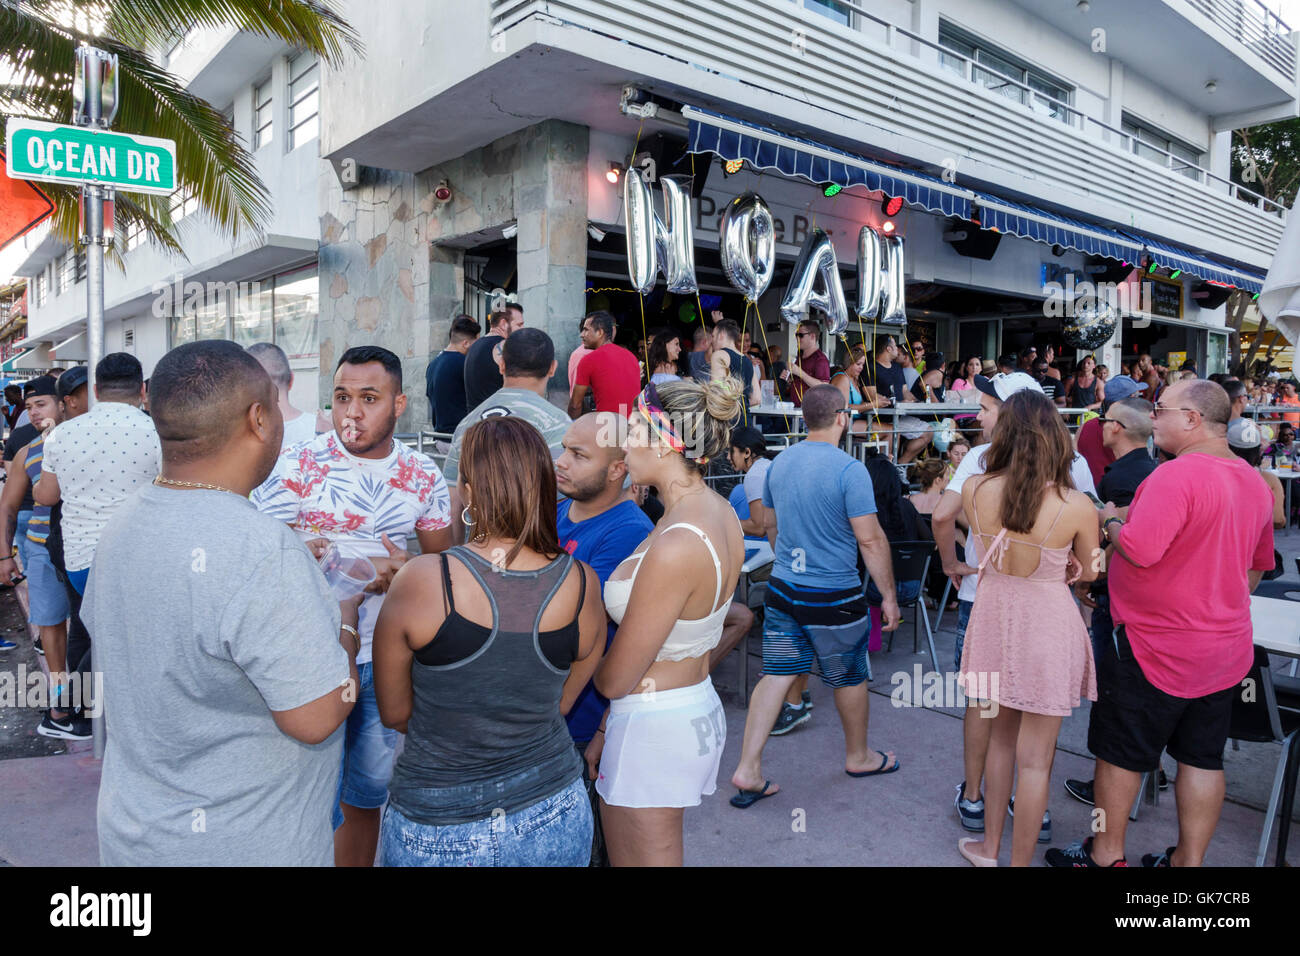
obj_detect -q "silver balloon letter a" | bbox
[780,228,849,335]
[623,169,698,295]
[718,192,775,301]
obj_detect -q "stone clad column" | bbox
[515,121,589,406]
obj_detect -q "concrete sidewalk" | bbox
[2,543,1297,867]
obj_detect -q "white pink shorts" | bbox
[596,678,726,808]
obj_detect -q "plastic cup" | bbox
[760,380,776,406]
[318,543,377,600]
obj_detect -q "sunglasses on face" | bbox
[1098,417,1126,429]
[1152,402,1197,417]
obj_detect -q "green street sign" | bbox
[5,118,176,195]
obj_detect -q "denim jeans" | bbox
[1089,591,1112,669]
[952,599,974,672]
[380,777,592,867]
[331,660,399,829]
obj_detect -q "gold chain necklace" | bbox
[153,476,243,497]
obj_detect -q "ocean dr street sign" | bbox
[5,118,176,195]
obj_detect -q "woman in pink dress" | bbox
[956,391,1100,867]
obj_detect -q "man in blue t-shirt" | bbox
[728,385,902,809]
[424,315,480,432]
[554,413,653,753]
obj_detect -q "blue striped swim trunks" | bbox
[762,577,872,688]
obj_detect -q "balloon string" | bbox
[750,298,791,433]
[689,149,707,330]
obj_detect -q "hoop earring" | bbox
[461,506,474,526]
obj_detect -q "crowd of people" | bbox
[0,303,1286,868]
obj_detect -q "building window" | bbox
[803,0,852,27]
[170,186,199,224]
[288,54,319,150]
[34,271,47,308]
[1121,114,1205,181]
[125,219,146,251]
[938,22,1074,124]
[273,264,319,360]
[57,248,75,294]
[172,264,318,359]
[254,78,273,149]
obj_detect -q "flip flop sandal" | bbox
[729,780,777,809]
[846,750,901,777]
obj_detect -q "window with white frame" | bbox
[288,53,319,150]
[938,22,1074,124]
[34,270,47,308]
[169,186,199,223]
[125,218,146,251]
[254,78,273,149]
[170,264,319,360]
[1121,114,1204,182]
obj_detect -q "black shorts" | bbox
[1087,626,1238,773]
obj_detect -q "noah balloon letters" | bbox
[624,183,907,333]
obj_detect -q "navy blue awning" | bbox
[682,106,1269,294]
[1133,238,1265,294]
[683,105,971,218]
[968,192,1143,263]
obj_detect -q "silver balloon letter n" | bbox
[624,169,698,295]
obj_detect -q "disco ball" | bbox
[1062,297,1117,350]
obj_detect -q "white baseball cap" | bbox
[973,371,1044,402]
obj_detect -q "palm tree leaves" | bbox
[1,0,360,261]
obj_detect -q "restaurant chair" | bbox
[734,551,775,709]
[1228,648,1300,866]
[868,541,939,673]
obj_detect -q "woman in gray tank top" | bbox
[373,418,605,866]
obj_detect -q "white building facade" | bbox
[311,0,1299,429]
[12,28,324,410]
[14,0,1299,425]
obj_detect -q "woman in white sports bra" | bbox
[590,377,746,866]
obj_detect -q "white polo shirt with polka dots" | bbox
[42,401,162,572]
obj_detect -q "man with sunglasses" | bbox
[1077,377,1147,487]
[1049,378,1274,868]
[781,322,830,407]
[1063,396,1158,808]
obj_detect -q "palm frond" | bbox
[98,0,362,64]
[0,1,350,255]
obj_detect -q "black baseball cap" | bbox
[23,375,57,398]
[56,366,88,400]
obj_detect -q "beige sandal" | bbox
[958,837,998,867]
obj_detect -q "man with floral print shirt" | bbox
[252,346,451,866]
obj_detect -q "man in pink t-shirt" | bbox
[568,310,641,418]
[1048,379,1274,869]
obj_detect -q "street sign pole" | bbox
[79,46,107,760]
[81,47,106,406]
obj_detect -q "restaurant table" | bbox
[1265,468,1297,537]
[1251,595,1300,866]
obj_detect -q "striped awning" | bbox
[683,106,1267,293]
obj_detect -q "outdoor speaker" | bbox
[942,217,1001,260]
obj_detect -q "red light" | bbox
[606,163,622,184]
[433,180,452,203]
[882,195,904,216]
[882,220,895,234]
